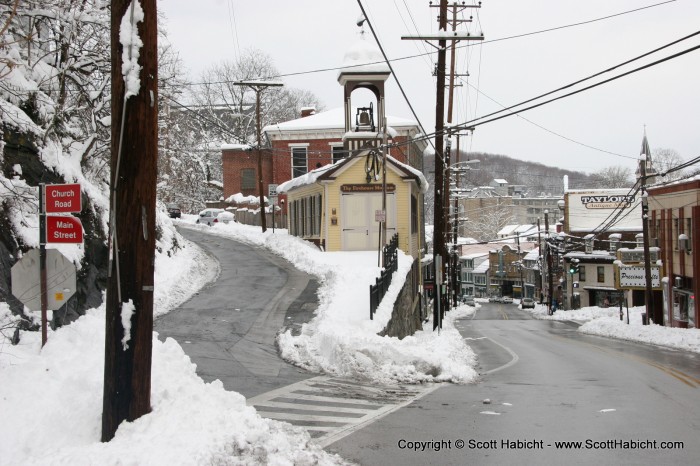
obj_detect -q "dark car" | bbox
[462,296,475,306]
[167,203,181,219]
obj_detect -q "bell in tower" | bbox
[338,21,391,153]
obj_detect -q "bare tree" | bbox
[460,199,515,242]
[589,165,634,188]
[653,148,688,181]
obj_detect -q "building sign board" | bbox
[565,190,642,232]
[341,184,396,193]
[45,183,81,213]
[580,194,634,209]
[615,264,662,290]
[617,248,659,264]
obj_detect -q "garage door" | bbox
[341,192,396,251]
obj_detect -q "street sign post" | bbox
[46,216,84,243]
[11,249,77,311]
[45,183,81,213]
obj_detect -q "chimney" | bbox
[300,106,316,118]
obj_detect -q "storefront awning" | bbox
[583,286,620,292]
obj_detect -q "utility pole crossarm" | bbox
[401,33,484,41]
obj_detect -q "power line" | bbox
[356,0,433,150]
[177,1,677,87]
[390,39,700,150]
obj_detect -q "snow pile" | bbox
[0,224,346,465]
[0,309,343,466]
[185,217,479,384]
[119,0,145,99]
[524,303,700,354]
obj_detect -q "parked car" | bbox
[196,208,225,226]
[216,211,235,224]
[462,296,475,306]
[167,203,181,219]
[521,297,535,309]
[501,296,513,304]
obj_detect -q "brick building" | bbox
[221,107,426,214]
[221,34,427,216]
[648,177,700,328]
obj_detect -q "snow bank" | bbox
[183,218,479,384]
[524,303,700,354]
[0,308,343,465]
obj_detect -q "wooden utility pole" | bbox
[234,81,283,233]
[544,210,554,315]
[639,160,657,324]
[433,0,448,329]
[403,1,483,329]
[103,0,158,442]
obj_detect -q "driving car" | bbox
[488,296,501,303]
[167,203,181,219]
[196,208,225,226]
[501,296,514,304]
[521,297,535,309]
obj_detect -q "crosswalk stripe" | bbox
[247,375,442,447]
[256,400,372,415]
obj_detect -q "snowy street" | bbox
[154,226,318,398]
[327,301,700,464]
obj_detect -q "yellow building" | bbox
[277,152,427,259]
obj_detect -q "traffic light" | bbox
[569,262,579,274]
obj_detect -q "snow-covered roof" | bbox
[263,107,417,134]
[524,248,540,261]
[221,143,252,151]
[473,260,490,274]
[338,34,390,77]
[277,153,429,194]
[460,251,489,260]
[276,162,338,194]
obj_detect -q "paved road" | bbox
[154,226,319,398]
[327,302,700,465]
[155,226,441,444]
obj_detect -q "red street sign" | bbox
[45,183,81,213]
[46,216,83,243]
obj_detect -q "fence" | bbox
[369,233,399,320]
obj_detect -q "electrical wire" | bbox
[175,1,678,88]
[356,0,434,151]
[387,38,700,150]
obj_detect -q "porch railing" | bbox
[369,233,399,319]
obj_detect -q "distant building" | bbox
[488,242,537,298]
[459,182,563,233]
[560,188,647,311]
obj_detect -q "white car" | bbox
[216,211,235,224]
[196,208,225,226]
[501,296,513,304]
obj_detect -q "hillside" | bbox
[424,151,596,196]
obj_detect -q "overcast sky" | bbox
[159,0,699,176]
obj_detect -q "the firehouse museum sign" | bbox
[341,184,396,193]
